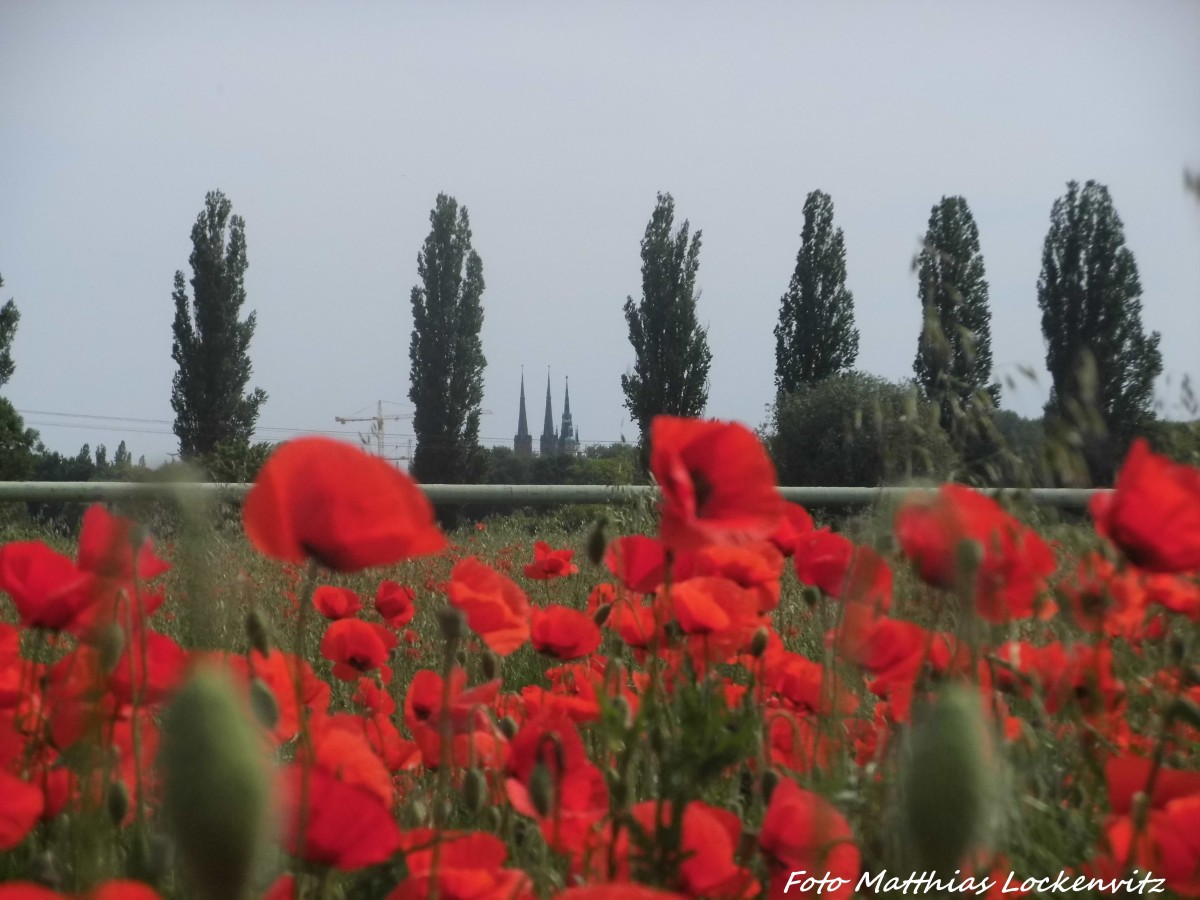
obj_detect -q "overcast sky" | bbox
[2,1,1197,468]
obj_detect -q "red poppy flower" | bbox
[530,605,602,660]
[106,629,187,707]
[895,485,1057,623]
[0,542,93,631]
[504,713,609,855]
[243,437,447,572]
[692,542,784,613]
[76,504,171,586]
[553,889,686,900]
[319,619,397,681]
[759,778,860,900]
[604,535,672,593]
[281,763,401,870]
[630,801,754,898]
[768,501,816,557]
[0,770,43,851]
[524,541,580,580]
[794,532,894,614]
[650,416,784,551]
[1091,438,1200,573]
[312,585,362,620]
[446,557,531,655]
[403,668,507,769]
[1100,755,1200,895]
[375,581,416,628]
[388,829,532,900]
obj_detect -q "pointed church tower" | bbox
[558,376,578,456]
[514,369,532,456]
[539,371,557,457]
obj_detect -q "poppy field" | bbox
[1,416,1200,899]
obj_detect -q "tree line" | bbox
[0,180,1188,504]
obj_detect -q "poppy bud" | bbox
[404,798,428,828]
[244,609,271,657]
[899,683,998,874]
[438,606,466,642]
[611,695,632,728]
[160,670,272,900]
[593,603,612,627]
[760,768,781,803]
[498,715,519,740]
[97,623,126,674]
[483,806,502,831]
[249,678,279,731]
[529,762,555,818]
[106,779,129,825]
[802,585,821,607]
[462,768,487,814]
[481,650,500,681]
[605,770,630,809]
[435,797,454,826]
[586,517,608,566]
[749,626,770,659]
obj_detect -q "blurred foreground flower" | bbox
[243,436,446,572]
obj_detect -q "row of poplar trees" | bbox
[168,181,1162,487]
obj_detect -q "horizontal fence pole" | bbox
[0,481,1106,509]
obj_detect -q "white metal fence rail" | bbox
[0,482,1105,509]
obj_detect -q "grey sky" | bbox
[2,1,1197,468]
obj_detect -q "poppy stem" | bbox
[293,559,320,877]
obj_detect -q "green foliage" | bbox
[0,273,18,390]
[170,190,268,461]
[1038,180,1163,485]
[774,190,859,395]
[0,397,38,481]
[408,194,487,485]
[769,372,958,487]
[913,197,1000,479]
[483,443,640,487]
[621,193,712,457]
[201,440,275,484]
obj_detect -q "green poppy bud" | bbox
[462,768,487,814]
[899,683,998,875]
[244,610,271,657]
[160,670,272,900]
[529,762,555,818]
[586,517,608,566]
[248,678,279,731]
[97,623,126,675]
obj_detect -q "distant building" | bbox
[513,370,533,456]
[515,371,579,457]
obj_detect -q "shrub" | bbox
[768,372,958,487]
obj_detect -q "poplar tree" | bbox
[621,193,712,455]
[774,190,859,396]
[408,194,486,484]
[913,196,1000,476]
[1038,180,1162,484]
[170,191,267,460]
[0,274,18,390]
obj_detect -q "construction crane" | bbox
[335,400,414,459]
[335,401,493,467]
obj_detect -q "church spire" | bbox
[558,376,578,456]
[539,369,557,456]
[514,368,532,456]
